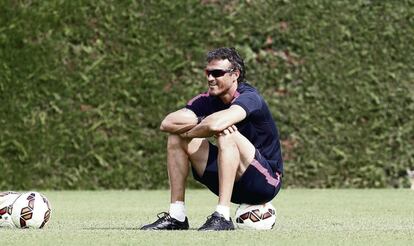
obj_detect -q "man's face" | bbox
[205,59,238,96]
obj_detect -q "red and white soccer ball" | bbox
[10,191,52,229]
[0,191,20,228]
[235,202,276,230]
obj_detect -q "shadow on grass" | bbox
[82,227,199,231]
[82,227,139,231]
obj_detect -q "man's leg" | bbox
[225,127,282,205]
[216,131,239,207]
[167,134,209,203]
[141,134,209,230]
[198,126,256,231]
[217,126,256,207]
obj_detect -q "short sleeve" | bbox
[232,92,262,116]
[185,92,210,117]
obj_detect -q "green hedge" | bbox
[1,0,413,189]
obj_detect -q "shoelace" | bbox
[156,212,171,221]
[204,213,221,225]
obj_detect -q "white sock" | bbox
[169,201,186,222]
[215,205,230,221]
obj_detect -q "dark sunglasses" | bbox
[205,68,235,78]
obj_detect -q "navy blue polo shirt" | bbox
[185,82,283,174]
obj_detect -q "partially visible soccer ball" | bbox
[0,191,20,205]
[235,202,276,230]
[11,191,52,229]
[0,191,20,228]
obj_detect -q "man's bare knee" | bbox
[217,131,255,178]
[168,134,208,158]
[167,134,189,152]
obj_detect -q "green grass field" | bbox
[1,189,414,245]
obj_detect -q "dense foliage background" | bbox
[1,0,413,189]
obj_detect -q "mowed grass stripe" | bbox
[1,189,413,245]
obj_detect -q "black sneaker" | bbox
[140,212,189,230]
[198,212,235,231]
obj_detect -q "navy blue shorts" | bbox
[191,142,282,204]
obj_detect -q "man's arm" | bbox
[183,105,246,138]
[160,108,199,134]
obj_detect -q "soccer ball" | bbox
[11,191,52,229]
[0,191,20,228]
[235,202,276,230]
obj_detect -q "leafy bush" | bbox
[0,0,413,189]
